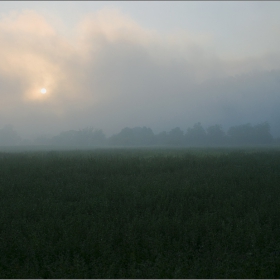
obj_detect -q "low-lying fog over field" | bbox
[0,1,280,143]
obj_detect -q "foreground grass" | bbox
[0,148,280,278]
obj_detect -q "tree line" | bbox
[0,122,278,147]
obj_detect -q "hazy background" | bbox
[1,1,280,139]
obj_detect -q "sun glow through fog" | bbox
[40,88,47,94]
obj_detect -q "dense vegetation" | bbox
[1,148,280,278]
[0,121,277,147]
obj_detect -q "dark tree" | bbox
[155,131,168,146]
[51,130,79,146]
[185,122,207,146]
[108,127,155,146]
[51,128,106,146]
[131,127,155,145]
[206,124,227,145]
[168,127,185,146]
[253,122,273,144]
[227,122,273,145]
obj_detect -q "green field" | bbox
[1,148,280,278]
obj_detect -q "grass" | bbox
[0,148,280,278]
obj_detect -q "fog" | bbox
[1,4,280,141]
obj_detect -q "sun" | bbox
[40,88,47,94]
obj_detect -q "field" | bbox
[1,147,280,278]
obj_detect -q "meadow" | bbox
[0,147,280,278]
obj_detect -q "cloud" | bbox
[0,8,280,138]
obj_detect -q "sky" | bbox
[1,1,280,139]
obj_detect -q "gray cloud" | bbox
[0,8,280,138]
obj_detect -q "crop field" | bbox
[0,147,280,278]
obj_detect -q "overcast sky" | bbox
[1,1,280,138]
